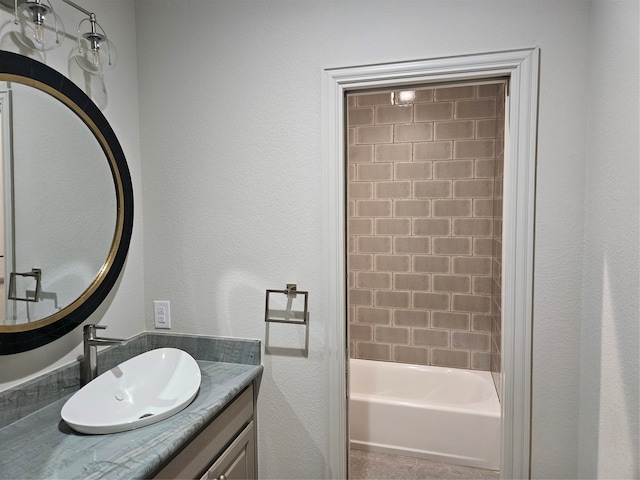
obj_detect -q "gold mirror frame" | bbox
[0,50,133,354]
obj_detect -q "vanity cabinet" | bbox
[153,384,257,480]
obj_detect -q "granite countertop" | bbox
[0,333,263,480]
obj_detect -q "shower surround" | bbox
[347,83,505,373]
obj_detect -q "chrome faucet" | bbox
[82,324,127,386]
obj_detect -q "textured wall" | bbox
[135,2,593,477]
[347,84,504,371]
[578,0,639,478]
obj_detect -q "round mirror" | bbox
[0,50,133,354]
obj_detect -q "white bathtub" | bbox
[349,358,501,470]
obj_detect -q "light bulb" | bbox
[73,16,116,75]
[34,23,44,44]
[14,0,64,51]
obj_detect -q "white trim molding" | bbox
[322,48,539,479]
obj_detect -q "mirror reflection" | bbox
[0,80,116,325]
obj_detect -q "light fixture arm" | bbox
[59,0,91,17]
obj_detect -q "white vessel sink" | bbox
[61,348,201,434]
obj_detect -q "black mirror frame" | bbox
[0,50,134,354]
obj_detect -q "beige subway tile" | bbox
[474,159,496,178]
[393,345,429,365]
[413,329,450,347]
[356,92,393,107]
[348,145,374,163]
[395,200,432,217]
[413,218,451,236]
[394,309,430,327]
[414,89,434,103]
[356,200,393,217]
[471,351,492,370]
[348,108,374,126]
[348,127,356,145]
[432,198,473,217]
[376,181,411,199]
[349,289,372,306]
[376,105,413,124]
[348,164,356,181]
[452,218,493,236]
[413,255,450,273]
[433,160,474,180]
[348,182,373,199]
[434,86,475,101]
[433,274,471,293]
[376,218,411,235]
[472,276,493,295]
[394,273,431,291]
[395,162,433,180]
[394,123,433,142]
[348,272,355,288]
[376,290,411,308]
[413,88,433,103]
[432,311,471,330]
[453,178,494,198]
[375,255,411,272]
[477,83,501,97]
[452,331,491,351]
[476,119,497,138]
[348,236,356,253]
[357,236,392,253]
[472,314,493,332]
[473,198,494,216]
[357,272,392,289]
[434,120,474,140]
[394,237,431,254]
[375,326,410,344]
[453,257,492,275]
[454,139,495,158]
[414,141,453,160]
[348,254,373,270]
[455,98,496,120]
[356,306,391,325]
[350,323,373,341]
[357,342,391,361]
[347,96,357,108]
[415,102,454,122]
[414,180,452,198]
[473,238,494,256]
[375,143,412,162]
[413,292,450,310]
[452,294,491,313]
[431,348,470,368]
[432,236,472,255]
[349,218,373,235]
[357,163,393,181]
[356,125,393,144]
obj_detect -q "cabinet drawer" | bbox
[153,385,254,479]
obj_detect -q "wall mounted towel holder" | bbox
[265,283,308,325]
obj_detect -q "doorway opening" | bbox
[323,49,539,480]
[346,81,506,479]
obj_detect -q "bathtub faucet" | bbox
[82,324,128,386]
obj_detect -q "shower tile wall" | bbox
[491,84,505,392]
[347,84,505,371]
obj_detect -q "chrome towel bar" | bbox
[265,283,308,325]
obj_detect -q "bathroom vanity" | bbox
[0,333,262,479]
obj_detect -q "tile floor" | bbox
[350,449,500,480]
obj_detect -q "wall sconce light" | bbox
[13,0,116,74]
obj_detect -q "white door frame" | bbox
[322,48,539,479]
